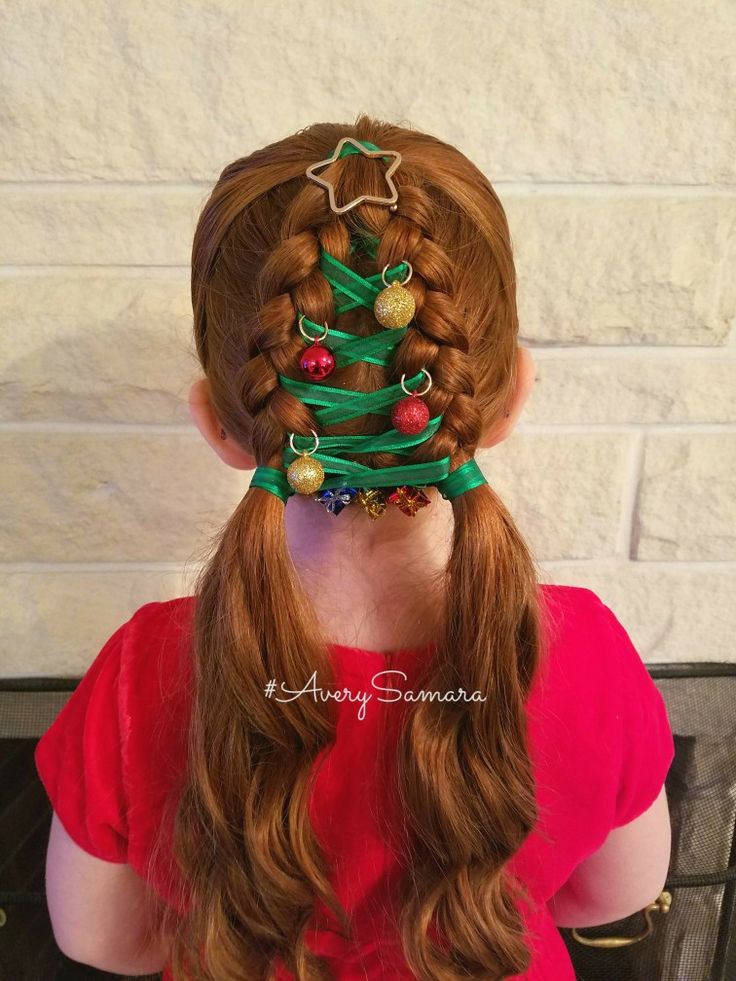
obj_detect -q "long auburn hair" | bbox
[142,114,548,980]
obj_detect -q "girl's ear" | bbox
[188,378,257,471]
[479,345,536,449]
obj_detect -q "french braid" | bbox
[373,184,484,467]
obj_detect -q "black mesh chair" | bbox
[560,664,736,981]
[0,679,161,981]
[1,665,735,981]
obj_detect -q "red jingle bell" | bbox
[300,342,335,381]
[298,315,335,381]
[391,395,430,435]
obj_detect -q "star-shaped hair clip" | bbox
[305,136,402,215]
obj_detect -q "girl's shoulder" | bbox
[537,581,635,681]
[528,583,653,760]
[531,582,674,829]
[121,594,196,682]
[539,580,613,633]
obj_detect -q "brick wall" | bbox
[1,1,734,674]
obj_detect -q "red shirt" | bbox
[34,584,675,980]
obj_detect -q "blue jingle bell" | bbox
[315,486,358,515]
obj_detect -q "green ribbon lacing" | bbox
[250,139,489,507]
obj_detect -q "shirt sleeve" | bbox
[599,600,676,830]
[34,619,130,863]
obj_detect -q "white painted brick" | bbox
[634,434,736,560]
[1,2,734,182]
[480,433,629,560]
[0,433,245,563]
[0,270,194,422]
[526,353,736,424]
[0,570,193,677]
[507,194,736,346]
[541,562,736,663]
[1,0,734,674]
[0,187,203,265]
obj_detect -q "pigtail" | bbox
[362,183,544,978]
[397,484,543,979]
[168,183,356,981]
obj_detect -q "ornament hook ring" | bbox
[298,315,329,344]
[289,429,320,457]
[381,261,413,289]
[400,369,432,398]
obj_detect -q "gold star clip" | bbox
[305,137,402,215]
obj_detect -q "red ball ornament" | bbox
[392,394,430,435]
[300,342,335,381]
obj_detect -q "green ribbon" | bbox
[319,250,409,314]
[335,139,387,161]
[287,414,442,455]
[278,369,426,426]
[251,458,488,505]
[248,139,489,509]
[299,318,408,368]
[434,458,489,500]
[250,466,293,503]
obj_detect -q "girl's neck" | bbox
[284,489,453,653]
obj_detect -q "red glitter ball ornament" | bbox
[391,395,430,435]
[300,342,335,381]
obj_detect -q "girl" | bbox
[35,116,675,980]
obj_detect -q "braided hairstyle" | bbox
[142,115,548,981]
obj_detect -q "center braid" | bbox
[250,144,488,516]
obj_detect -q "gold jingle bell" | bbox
[286,430,325,495]
[374,262,416,329]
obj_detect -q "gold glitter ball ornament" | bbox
[355,488,388,519]
[286,455,325,494]
[373,281,416,329]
